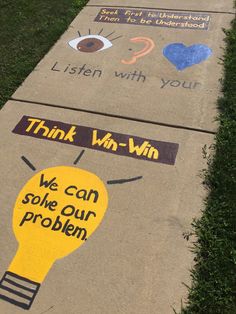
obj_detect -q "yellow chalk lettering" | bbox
[128,138,149,156]
[26,118,42,132]
[148,147,159,160]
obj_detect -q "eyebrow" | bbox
[107,176,143,185]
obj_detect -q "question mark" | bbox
[121,37,155,65]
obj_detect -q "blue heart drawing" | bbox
[163,43,212,71]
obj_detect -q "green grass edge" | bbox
[0,0,89,109]
[180,8,236,314]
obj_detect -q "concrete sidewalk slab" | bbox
[88,0,235,14]
[12,7,232,132]
[0,100,213,313]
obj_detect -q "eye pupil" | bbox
[86,42,94,47]
[77,38,104,53]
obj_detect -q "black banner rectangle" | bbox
[12,116,179,165]
[94,8,211,30]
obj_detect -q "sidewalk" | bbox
[0,1,234,313]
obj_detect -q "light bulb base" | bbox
[0,271,40,310]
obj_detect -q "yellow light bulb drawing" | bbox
[0,166,108,310]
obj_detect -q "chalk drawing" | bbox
[122,37,155,65]
[68,29,122,53]
[12,116,179,165]
[95,8,211,31]
[0,111,180,309]
[0,149,145,310]
[0,165,108,309]
[163,43,212,71]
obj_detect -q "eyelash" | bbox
[68,29,122,53]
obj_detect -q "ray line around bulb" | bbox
[73,150,85,165]
[107,176,143,185]
[21,156,36,171]
[77,30,81,37]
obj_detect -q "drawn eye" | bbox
[69,35,112,53]
[68,29,122,53]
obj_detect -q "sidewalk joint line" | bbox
[10,98,216,135]
[87,4,235,15]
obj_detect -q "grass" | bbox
[0,0,88,109]
[0,1,235,313]
[180,12,236,314]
